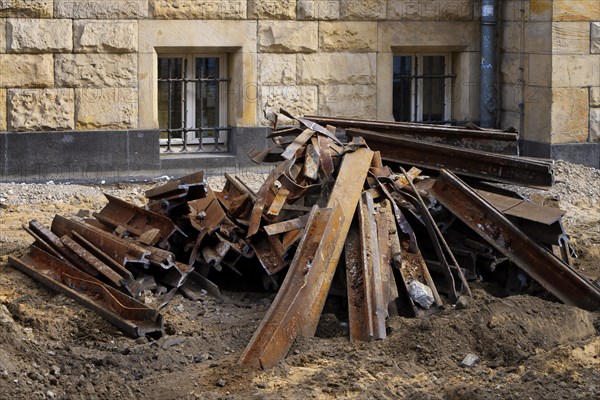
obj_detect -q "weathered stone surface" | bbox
[151,0,246,19]
[0,19,6,53]
[298,53,376,84]
[54,0,148,19]
[0,89,6,131]
[500,53,523,85]
[592,22,600,54]
[501,22,551,53]
[551,88,589,143]
[257,54,296,84]
[552,22,591,54]
[0,54,53,88]
[75,88,138,129]
[258,21,318,53]
[259,85,318,125]
[319,84,376,118]
[249,0,295,20]
[525,86,552,143]
[8,19,72,53]
[74,21,137,53]
[8,89,75,131]
[387,0,472,21]
[339,0,386,20]
[319,22,377,52]
[55,54,137,88]
[590,108,600,142]
[378,21,479,52]
[297,0,339,20]
[591,87,600,107]
[528,54,552,87]
[0,0,52,18]
[553,1,600,22]
[552,55,599,87]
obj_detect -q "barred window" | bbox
[393,54,453,124]
[158,54,230,153]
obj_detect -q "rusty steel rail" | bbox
[145,171,207,201]
[347,128,554,187]
[96,194,183,247]
[241,147,373,369]
[305,115,519,155]
[430,170,600,311]
[9,247,163,338]
[239,204,343,369]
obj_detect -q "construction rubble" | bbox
[8,112,600,370]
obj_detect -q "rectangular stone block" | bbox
[318,84,376,118]
[8,89,75,131]
[257,54,296,84]
[297,0,339,20]
[8,18,72,53]
[527,54,552,87]
[591,87,600,107]
[75,88,138,130]
[592,22,600,54]
[74,20,137,53]
[259,85,318,125]
[340,0,386,20]
[590,108,600,142]
[55,54,137,88]
[298,53,376,84]
[501,22,552,54]
[387,1,473,21]
[54,0,148,19]
[524,86,552,143]
[249,0,295,19]
[551,87,589,143]
[0,0,52,18]
[378,21,479,52]
[258,21,318,53]
[552,55,600,88]
[0,19,5,53]
[0,54,53,88]
[0,89,6,131]
[151,0,246,19]
[319,22,377,52]
[500,53,525,85]
[553,1,600,22]
[552,22,591,54]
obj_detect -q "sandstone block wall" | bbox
[0,0,597,150]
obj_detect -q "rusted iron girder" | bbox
[240,147,373,369]
[430,170,600,311]
[345,192,387,342]
[304,115,518,155]
[9,247,163,338]
[239,203,343,369]
[347,129,553,187]
[145,171,207,201]
[96,194,182,247]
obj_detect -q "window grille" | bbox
[158,55,231,153]
[393,54,454,124]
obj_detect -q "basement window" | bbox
[158,54,230,153]
[393,54,453,124]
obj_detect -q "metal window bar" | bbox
[395,72,456,125]
[158,59,231,154]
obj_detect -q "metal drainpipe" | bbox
[480,0,498,128]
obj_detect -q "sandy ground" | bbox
[0,162,598,400]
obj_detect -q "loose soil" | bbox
[0,162,598,400]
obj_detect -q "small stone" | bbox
[407,280,434,309]
[50,366,61,377]
[256,382,266,389]
[293,349,300,355]
[47,391,56,398]
[455,296,470,310]
[175,304,184,312]
[216,378,226,387]
[461,353,480,368]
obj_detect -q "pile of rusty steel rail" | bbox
[8,112,600,369]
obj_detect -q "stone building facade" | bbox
[0,0,598,182]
